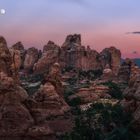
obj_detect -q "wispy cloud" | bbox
[58,0,90,8]
[126,31,140,34]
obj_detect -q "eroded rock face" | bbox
[25,63,72,135]
[0,72,55,139]
[118,60,131,82]
[121,73,140,132]
[12,42,24,51]
[10,49,22,72]
[33,34,121,74]
[0,72,34,137]
[61,34,102,71]
[26,82,70,122]
[0,36,13,76]
[100,46,121,75]
[24,47,39,73]
[44,63,63,96]
[34,41,60,74]
[11,42,26,69]
[0,74,55,139]
[27,63,70,121]
[118,58,140,83]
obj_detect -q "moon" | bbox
[0,9,6,15]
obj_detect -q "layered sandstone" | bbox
[34,34,121,74]
[69,81,110,105]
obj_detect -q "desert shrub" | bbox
[78,69,103,80]
[68,97,82,107]
[64,85,77,101]
[64,86,82,107]
[67,77,78,85]
[103,81,123,99]
[62,66,75,73]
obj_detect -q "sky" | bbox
[0,0,140,58]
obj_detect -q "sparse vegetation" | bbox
[79,69,103,80]
[103,81,123,99]
[60,103,139,140]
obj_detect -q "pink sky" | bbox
[0,0,140,58]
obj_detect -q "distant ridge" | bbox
[133,58,140,67]
[121,58,140,67]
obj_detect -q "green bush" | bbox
[78,69,103,80]
[103,82,123,99]
[68,97,82,107]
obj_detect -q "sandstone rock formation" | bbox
[24,47,39,73]
[27,63,70,121]
[34,34,121,74]
[44,63,63,96]
[118,58,140,83]
[10,49,22,74]
[34,41,60,74]
[0,36,13,76]
[100,46,121,75]
[0,72,56,139]
[118,60,131,82]
[11,42,26,69]
[0,72,34,137]
[61,34,102,71]
[121,73,140,132]
[12,41,24,51]
[21,62,71,136]
[26,82,70,122]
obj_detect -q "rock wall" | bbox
[34,34,121,74]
